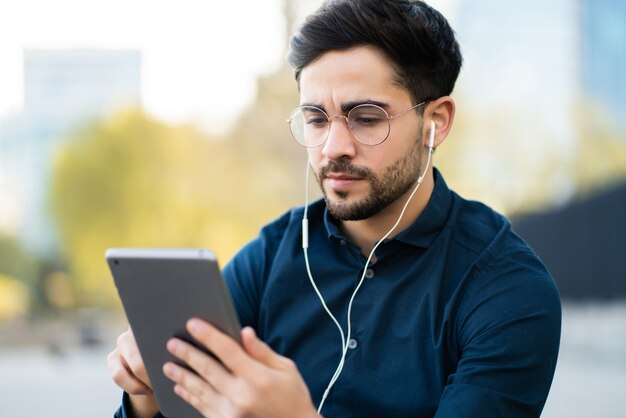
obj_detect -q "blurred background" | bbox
[0,0,624,416]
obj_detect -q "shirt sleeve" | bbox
[222,210,292,330]
[114,392,165,418]
[435,250,562,418]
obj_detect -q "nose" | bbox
[321,116,357,160]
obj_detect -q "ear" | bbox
[422,96,455,149]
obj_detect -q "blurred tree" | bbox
[231,0,325,209]
[569,106,626,195]
[50,109,291,307]
[437,100,626,216]
[0,273,30,322]
[0,234,40,289]
[0,235,38,318]
[231,65,307,208]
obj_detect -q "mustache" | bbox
[319,158,374,179]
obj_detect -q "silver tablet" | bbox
[106,248,241,418]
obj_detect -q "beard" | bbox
[315,133,426,221]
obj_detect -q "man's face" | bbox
[299,46,425,221]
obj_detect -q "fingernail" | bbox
[188,318,203,332]
[243,326,256,339]
[167,339,180,354]
[174,384,185,396]
[163,363,177,378]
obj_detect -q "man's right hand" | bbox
[107,327,160,418]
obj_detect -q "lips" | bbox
[324,172,364,189]
[325,173,362,181]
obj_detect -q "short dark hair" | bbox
[288,0,463,104]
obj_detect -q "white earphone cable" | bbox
[303,121,435,414]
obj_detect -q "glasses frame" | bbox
[287,101,427,148]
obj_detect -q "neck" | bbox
[339,168,435,256]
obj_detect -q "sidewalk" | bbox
[0,302,624,417]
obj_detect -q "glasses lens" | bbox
[348,105,390,145]
[289,106,328,147]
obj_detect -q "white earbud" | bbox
[429,119,435,149]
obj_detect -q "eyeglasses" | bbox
[286,101,426,148]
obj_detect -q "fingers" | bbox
[117,329,152,388]
[107,327,153,396]
[163,362,225,418]
[241,327,291,370]
[185,319,254,375]
[166,338,233,393]
[107,348,153,395]
[164,321,317,418]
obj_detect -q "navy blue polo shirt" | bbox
[116,168,561,418]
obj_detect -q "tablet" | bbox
[106,248,241,418]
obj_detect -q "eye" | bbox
[351,113,385,127]
[350,106,388,127]
[306,116,329,126]
[301,108,328,127]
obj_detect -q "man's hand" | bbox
[107,327,159,418]
[163,319,319,418]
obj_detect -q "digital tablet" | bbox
[106,248,241,418]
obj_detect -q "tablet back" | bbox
[106,248,241,418]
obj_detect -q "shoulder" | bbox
[448,192,540,270]
[445,190,561,327]
[224,199,326,284]
[223,200,326,328]
[254,199,326,250]
[446,193,561,343]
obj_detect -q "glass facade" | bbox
[582,0,626,131]
[0,49,141,254]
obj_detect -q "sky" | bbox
[2,0,618,226]
[0,0,462,132]
[0,0,289,131]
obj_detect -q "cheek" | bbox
[306,149,323,170]
[362,147,394,173]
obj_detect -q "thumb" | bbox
[241,327,286,369]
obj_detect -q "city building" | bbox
[0,49,141,255]
[582,0,626,132]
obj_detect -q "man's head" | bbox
[288,0,462,107]
[288,1,462,221]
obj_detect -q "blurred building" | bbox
[454,0,625,135]
[454,0,580,145]
[582,0,626,133]
[451,0,626,300]
[0,49,141,255]
[438,0,625,213]
[513,181,626,300]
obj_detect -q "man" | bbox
[108,1,561,417]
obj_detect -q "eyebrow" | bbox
[299,99,391,114]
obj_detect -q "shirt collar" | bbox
[323,167,453,248]
[392,168,452,248]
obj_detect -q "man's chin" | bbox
[324,195,381,222]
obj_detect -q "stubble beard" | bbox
[316,136,425,222]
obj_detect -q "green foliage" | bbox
[0,234,40,288]
[47,57,626,310]
[569,106,626,195]
[0,234,65,314]
[49,109,294,307]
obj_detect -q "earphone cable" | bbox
[303,124,435,413]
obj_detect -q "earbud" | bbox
[429,120,435,149]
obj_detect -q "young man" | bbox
[108,1,561,417]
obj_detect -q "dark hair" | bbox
[288,0,463,104]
